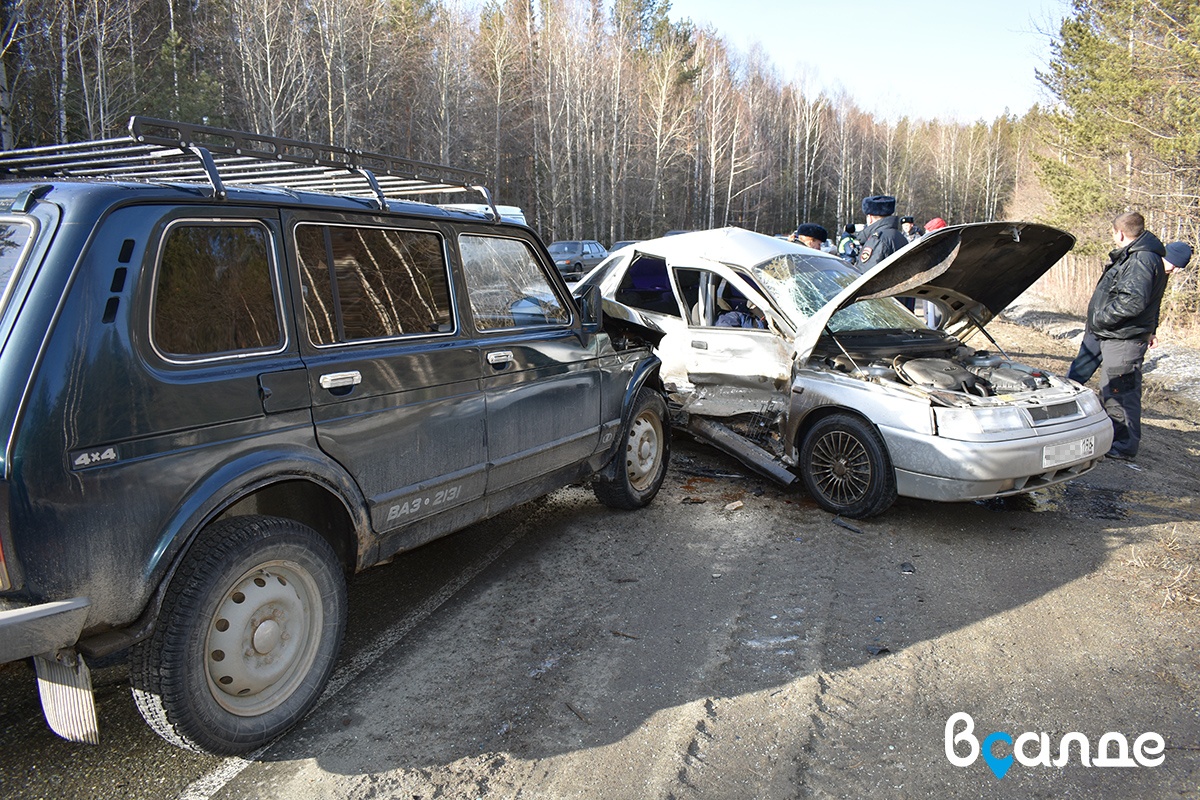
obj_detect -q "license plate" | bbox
[1042,435,1095,468]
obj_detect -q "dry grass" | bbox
[1125,526,1200,609]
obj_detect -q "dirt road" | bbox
[1,319,1197,799]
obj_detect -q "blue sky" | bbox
[670,0,1072,122]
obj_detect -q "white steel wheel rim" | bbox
[204,560,323,716]
[626,408,664,492]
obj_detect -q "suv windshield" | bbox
[0,220,34,313]
[751,252,923,332]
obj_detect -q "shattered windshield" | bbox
[750,252,925,332]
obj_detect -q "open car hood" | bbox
[791,221,1075,359]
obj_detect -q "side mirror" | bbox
[577,283,603,331]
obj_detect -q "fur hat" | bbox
[924,217,948,232]
[795,223,828,241]
[1164,240,1192,269]
[861,195,896,217]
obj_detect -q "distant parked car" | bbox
[583,224,1113,519]
[548,240,608,281]
[611,240,638,252]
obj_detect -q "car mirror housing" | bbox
[577,283,603,331]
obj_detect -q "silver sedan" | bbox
[583,223,1113,517]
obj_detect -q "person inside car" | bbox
[716,301,768,329]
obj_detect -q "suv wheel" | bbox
[130,515,347,755]
[593,389,670,509]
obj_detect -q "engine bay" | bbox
[817,331,1060,403]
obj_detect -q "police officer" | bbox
[837,223,859,264]
[857,195,909,269]
[791,223,829,251]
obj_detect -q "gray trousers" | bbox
[1068,331,1149,457]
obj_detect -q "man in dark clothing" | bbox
[1067,211,1168,460]
[857,195,909,270]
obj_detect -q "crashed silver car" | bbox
[581,223,1114,518]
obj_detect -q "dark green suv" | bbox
[0,118,668,755]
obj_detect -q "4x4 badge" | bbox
[70,446,119,469]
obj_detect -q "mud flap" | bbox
[33,650,99,744]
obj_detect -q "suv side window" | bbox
[152,221,282,359]
[296,223,453,345]
[459,235,569,330]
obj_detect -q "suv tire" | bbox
[593,388,670,509]
[130,515,347,755]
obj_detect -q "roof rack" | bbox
[0,116,500,217]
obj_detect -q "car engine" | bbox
[827,349,1053,398]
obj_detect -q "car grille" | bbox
[1027,401,1079,423]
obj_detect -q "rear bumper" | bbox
[0,597,90,662]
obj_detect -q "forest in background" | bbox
[0,0,1197,330]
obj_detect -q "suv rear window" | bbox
[296,224,453,345]
[0,220,34,311]
[153,222,282,359]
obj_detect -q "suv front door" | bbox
[457,233,601,493]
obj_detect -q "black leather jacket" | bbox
[857,216,909,269]
[1087,230,1168,340]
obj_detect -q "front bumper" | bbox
[0,597,90,662]
[882,414,1114,502]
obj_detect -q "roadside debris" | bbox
[832,516,863,534]
[565,702,590,724]
[724,500,744,512]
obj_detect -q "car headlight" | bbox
[934,405,1029,436]
[1076,388,1103,416]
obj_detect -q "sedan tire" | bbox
[800,413,897,519]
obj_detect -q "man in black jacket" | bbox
[857,195,909,269]
[1067,211,1167,460]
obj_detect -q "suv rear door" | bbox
[287,212,487,533]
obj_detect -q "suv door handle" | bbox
[319,370,362,389]
[487,350,514,365]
